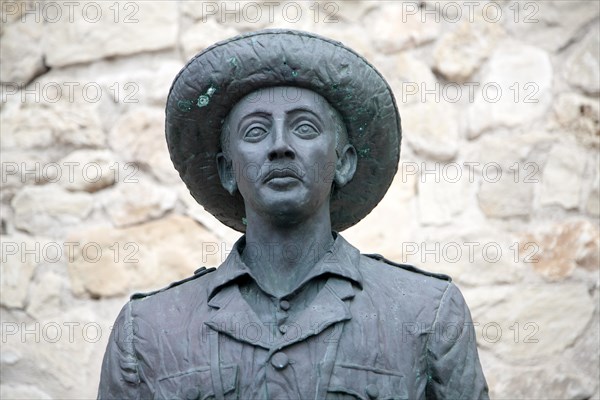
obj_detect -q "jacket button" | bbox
[271,352,289,370]
[365,384,379,399]
[279,324,288,334]
[184,387,201,400]
[279,300,290,311]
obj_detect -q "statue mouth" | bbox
[263,166,303,183]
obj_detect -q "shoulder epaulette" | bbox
[130,267,216,300]
[364,253,452,282]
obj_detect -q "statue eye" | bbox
[244,126,268,141]
[294,123,319,139]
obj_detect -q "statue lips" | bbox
[263,166,303,188]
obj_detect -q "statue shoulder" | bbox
[362,253,452,282]
[130,266,216,301]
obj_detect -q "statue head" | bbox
[216,86,357,227]
[165,29,401,232]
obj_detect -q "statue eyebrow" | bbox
[236,111,271,130]
[285,107,323,124]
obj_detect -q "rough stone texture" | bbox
[468,41,553,138]
[108,107,180,184]
[0,384,52,400]
[105,179,177,228]
[344,169,418,261]
[178,183,242,245]
[363,3,440,54]
[505,1,599,52]
[483,353,598,400]
[404,102,460,161]
[1,2,599,398]
[464,283,596,360]
[434,15,504,82]
[0,16,45,85]
[418,174,467,226]
[26,271,64,320]
[181,20,239,60]
[520,220,600,281]
[0,95,105,150]
[588,174,600,217]
[565,29,600,95]
[477,173,534,218]
[540,142,587,209]
[553,92,600,147]
[44,2,178,68]
[57,149,117,192]
[374,52,438,106]
[11,186,94,237]
[67,214,222,298]
[0,235,38,309]
[1,303,123,399]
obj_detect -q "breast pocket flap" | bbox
[328,363,408,400]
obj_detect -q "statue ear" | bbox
[216,152,237,195]
[334,144,357,188]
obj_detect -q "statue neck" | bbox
[242,204,334,298]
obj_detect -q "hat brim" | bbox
[166,29,401,232]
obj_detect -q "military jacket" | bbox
[98,235,489,399]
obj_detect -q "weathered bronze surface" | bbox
[98,30,489,400]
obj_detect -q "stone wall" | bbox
[1,1,598,398]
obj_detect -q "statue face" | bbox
[217,86,356,225]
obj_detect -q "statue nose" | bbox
[268,130,295,161]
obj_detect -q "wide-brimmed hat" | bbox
[166,29,401,232]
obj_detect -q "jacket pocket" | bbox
[327,363,408,400]
[155,364,238,400]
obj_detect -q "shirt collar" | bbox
[207,233,363,301]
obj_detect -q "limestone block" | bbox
[468,41,552,137]
[418,174,467,226]
[587,176,600,217]
[553,93,600,147]
[0,235,38,309]
[404,230,526,287]
[364,3,440,53]
[343,170,418,260]
[520,220,599,281]
[0,385,51,400]
[44,1,177,67]
[26,271,64,320]
[178,183,241,244]
[0,93,105,150]
[564,28,600,95]
[57,149,117,192]
[0,16,45,84]
[181,1,269,31]
[11,186,94,237]
[540,142,586,209]
[463,283,595,360]
[67,214,222,298]
[108,107,180,183]
[105,179,177,228]
[484,355,598,399]
[1,305,117,398]
[434,15,505,82]
[181,19,239,60]
[505,1,599,52]
[318,0,378,24]
[0,151,51,193]
[314,24,376,62]
[404,102,460,161]
[477,173,534,218]
[373,52,437,107]
[470,131,554,171]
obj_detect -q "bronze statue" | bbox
[98,29,489,399]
